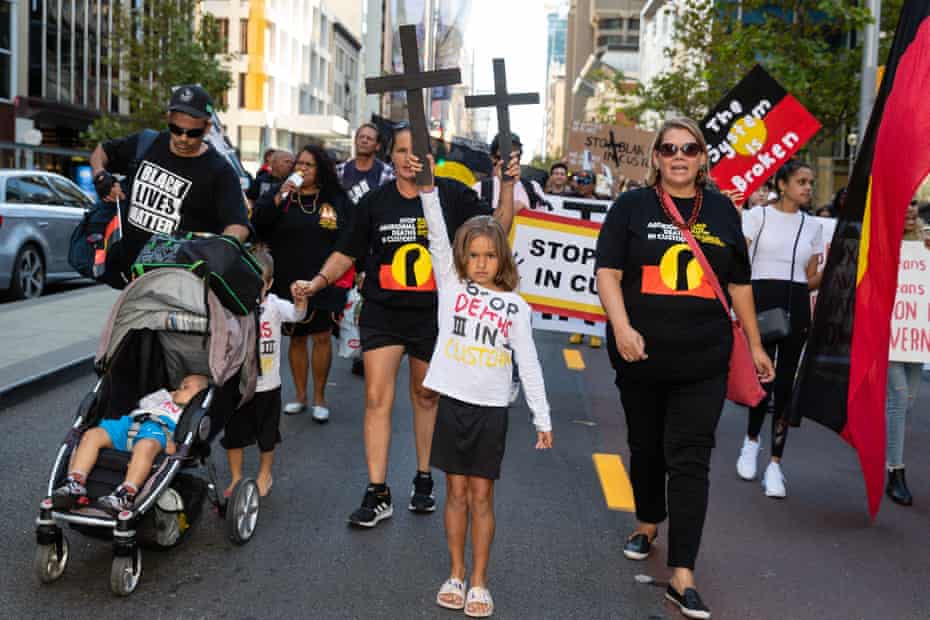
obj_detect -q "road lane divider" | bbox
[563,348,585,370]
[593,453,635,512]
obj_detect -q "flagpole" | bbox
[858,0,882,142]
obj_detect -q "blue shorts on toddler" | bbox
[100,416,176,452]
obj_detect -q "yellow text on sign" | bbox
[593,453,635,512]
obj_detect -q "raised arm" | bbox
[412,155,456,289]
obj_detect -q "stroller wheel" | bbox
[226,478,260,545]
[35,535,69,583]
[110,547,142,596]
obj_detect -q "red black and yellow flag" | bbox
[791,0,930,519]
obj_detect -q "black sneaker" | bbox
[409,474,436,513]
[665,585,711,619]
[97,487,135,515]
[51,478,88,510]
[623,532,656,560]
[348,486,393,527]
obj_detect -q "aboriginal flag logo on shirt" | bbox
[379,242,437,291]
[641,242,715,299]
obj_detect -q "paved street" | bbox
[1,331,929,619]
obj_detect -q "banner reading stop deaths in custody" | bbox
[701,65,821,197]
[566,121,655,197]
[510,208,605,323]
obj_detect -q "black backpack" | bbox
[68,129,159,288]
[131,233,263,316]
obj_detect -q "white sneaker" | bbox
[762,462,787,498]
[736,436,760,481]
[311,406,330,423]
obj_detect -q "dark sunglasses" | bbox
[168,123,207,138]
[657,142,703,158]
[573,175,594,185]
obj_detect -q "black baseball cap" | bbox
[168,84,214,119]
[490,132,522,157]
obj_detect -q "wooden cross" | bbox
[365,24,462,185]
[465,58,539,180]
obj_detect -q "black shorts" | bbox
[430,395,509,480]
[284,308,337,337]
[221,387,282,452]
[360,326,437,362]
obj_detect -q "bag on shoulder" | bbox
[68,129,160,288]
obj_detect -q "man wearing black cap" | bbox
[89,84,250,279]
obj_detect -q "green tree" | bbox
[83,0,233,146]
[605,0,903,151]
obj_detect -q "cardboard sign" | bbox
[566,121,655,196]
[701,65,821,197]
[511,209,605,322]
[889,241,930,363]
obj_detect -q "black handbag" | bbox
[752,207,805,344]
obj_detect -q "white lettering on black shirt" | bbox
[128,161,193,234]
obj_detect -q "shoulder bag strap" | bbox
[658,189,734,321]
[784,212,805,319]
[750,206,766,265]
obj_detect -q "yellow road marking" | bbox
[563,348,585,370]
[593,453,635,512]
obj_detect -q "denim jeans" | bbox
[886,362,923,468]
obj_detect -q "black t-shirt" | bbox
[347,177,491,329]
[341,159,387,205]
[595,186,750,382]
[246,169,279,201]
[252,184,354,313]
[102,131,249,266]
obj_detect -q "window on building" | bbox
[238,126,261,161]
[599,18,622,30]
[238,73,247,108]
[240,18,249,54]
[217,18,230,53]
[628,17,639,31]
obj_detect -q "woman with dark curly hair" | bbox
[252,144,354,423]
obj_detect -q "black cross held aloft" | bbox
[465,58,539,181]
[365,24,462,185]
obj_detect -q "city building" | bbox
[543,5,568,158]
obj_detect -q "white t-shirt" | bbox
[133,389,184,426]
[473,177,530,210]
[419,190,552,432]
[257,294,306,392]
[742,206,823,283]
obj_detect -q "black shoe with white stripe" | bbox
[409,473,436,513]
[665,585,711,619]
[348,486,393,528]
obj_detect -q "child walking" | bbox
[222,247,309,497]
[414,156,553,618]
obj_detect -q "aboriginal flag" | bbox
[790,0,930,519]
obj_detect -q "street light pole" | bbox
[857,0,881,142]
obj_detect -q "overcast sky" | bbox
[465,0,551,158]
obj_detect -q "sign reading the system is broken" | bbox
[700,65,821,197]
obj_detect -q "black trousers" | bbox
[618,371,727,570]
[747,280,810,459]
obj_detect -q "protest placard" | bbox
[889,241,930,363]
[700,65,821,197]
[565,121,655,196]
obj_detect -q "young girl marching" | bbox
[413,155,553,618]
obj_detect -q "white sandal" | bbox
[436,578,466,610]
[283,401,306,415]
[465,586,494,618]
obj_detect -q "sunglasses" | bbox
[168,123,207,138]
[573,175,594,185]
[657,142,703,158]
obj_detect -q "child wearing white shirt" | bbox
[416,156,553,619]
[222,247,309,497]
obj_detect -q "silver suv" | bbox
[0,170,94,300]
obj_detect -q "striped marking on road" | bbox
[563,348,585,370]
[593,453,635,512]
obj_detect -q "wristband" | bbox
[316,272,330,286]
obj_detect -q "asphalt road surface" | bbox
[2,331,928,619]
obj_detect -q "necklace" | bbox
[656,184,703,230]
[297,190,320,215]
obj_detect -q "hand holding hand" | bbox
[615,325,648,362]
[535,431,553,450]
[752,346,775,383]
[293,279,314,298]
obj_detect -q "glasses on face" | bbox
[573,176,594,185]
[168,123,207,139]
[656,142,703,158]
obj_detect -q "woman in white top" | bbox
[415,155,552,619]
[737,160,823,498]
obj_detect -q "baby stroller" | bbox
[34,268,260,596]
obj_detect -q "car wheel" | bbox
[9,244,46,300]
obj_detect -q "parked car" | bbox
[0,170,94,300]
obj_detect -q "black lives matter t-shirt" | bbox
[347,177,491,331]
[595,186,750,383]
[103,131,249,264]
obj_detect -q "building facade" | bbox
[543,6,568,158]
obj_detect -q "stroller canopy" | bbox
[96,269,257,400]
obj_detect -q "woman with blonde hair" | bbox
[595,117,773,619]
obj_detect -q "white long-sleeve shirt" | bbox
[257,294,306,392]
[420,190,552,432]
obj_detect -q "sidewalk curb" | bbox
[0,355,96,401]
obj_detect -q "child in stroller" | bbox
[52,373,209,514]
